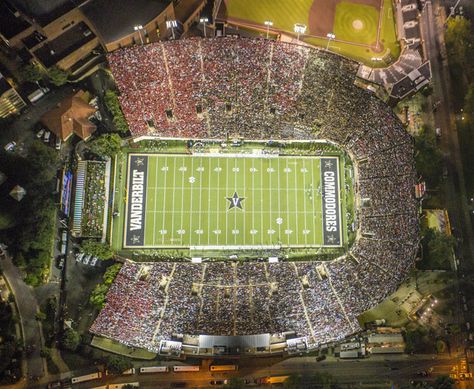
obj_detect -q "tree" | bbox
[28,141,61,184]
[88,134,122,157]
[414,126,443,189]
[227,377,245,389]
[104,90,129,133]
[19,63,43,84]
[445,16,472,68]
[80,240,114,260]
[427,230,456,268]
[433,376,455,389]
[103,263,122,285]
[89,283,109,309]
[35,311,46,321]
[106,355,132,374]
[47,66,69,86]
[62,328,80,351]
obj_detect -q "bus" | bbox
[256,376,290,385]
[71,372,102,384]
[209,365,238,372]
[139,366,169,373]
[173,365,200,372]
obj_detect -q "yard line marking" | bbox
[188,156,195,247]
[311,158,318,245]
[260,158,264,245]
[170,156,177,245]
[225,158,229,247]
[180,156,186,245]
[198,156,203,246]
[252,158,255,246]
[160,155,168,245]
[285,158,290,246]
[302,159,308,247]
[294,158,299,246]
[207,156,211,246]
[277,158,281,242]
[243,157,246,245]
[234,157,237,246]
[216,158,221,246]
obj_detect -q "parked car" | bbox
[43,131,51,143]
[4,141,16,151]
[82,254,91,265]
[36,129,45,138]
[55,138,62,150]
[90,257,98,267]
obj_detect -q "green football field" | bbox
[121,153,344,249]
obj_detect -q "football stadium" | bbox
[88,37,418,356]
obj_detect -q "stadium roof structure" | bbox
[80,0,172,44]
[41,90,97,141]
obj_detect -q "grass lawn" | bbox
[225,0,314,33]
[91,336,157,360]
[333,2,379,45]
[225,0,400,66]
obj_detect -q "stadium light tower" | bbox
[166,20,178,40]
[200,17,209,38]
[134,25,144,45]
[294,23,307,41]
[326,32,335,51]
[264,20,273,39]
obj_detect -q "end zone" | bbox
[124,154,148,247]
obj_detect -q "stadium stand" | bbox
[90,37,418,353]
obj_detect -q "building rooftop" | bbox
[8,0,76,27]
[41,90,97,141]
[0,1,31,40]
[80,0,172,44]
[33,21,95,68]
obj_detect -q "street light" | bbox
[200,17,209,38]
[326,32,335,51]
[294,23,307,41]
[134,25,144,45]
[264,20,273,39]
[166,20,178,40]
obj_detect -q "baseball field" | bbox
[223,0,399,65]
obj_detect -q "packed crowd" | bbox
[82,161,107,237]
[91,37,419,351]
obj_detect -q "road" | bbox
[1,253,45,379]
[66,354,457,389]
[421,0,474,261]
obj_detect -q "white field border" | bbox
[123,153,344,250]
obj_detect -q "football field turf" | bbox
[123,153,343,249]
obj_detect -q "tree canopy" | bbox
[19,63,43,83]
[80,240,114,260]
[104,90,129,133]
[62,328,80,351]
[88,133,122,157]
[414,126,443,189]
[47,66,69,86]
[106,355,132,374]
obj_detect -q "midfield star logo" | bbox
[226,192,245,210]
